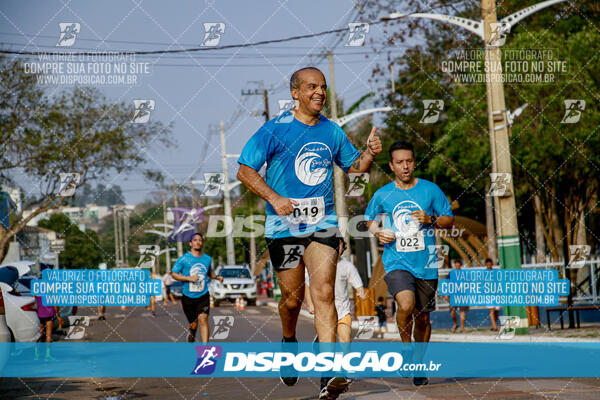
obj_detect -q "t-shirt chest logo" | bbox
[392,200,422,237]
[190,262,206,275]
[294,142,332,186]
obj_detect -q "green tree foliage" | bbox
[38,213,102,268]
[0,56,174,262]
[365,0,600,257]
[71,183,125,207]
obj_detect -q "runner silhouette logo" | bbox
[132,100,155,123]
[280,245,305,270]
[201,23,225,46]
[561,99,585,124]
[346,23,370,47]
[346,173,369,197]
[420,100,444,124]
[210,316,234,339]
[56,23,80,47]
[192,345,222,375]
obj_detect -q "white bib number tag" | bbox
[189,266,206,292]
[287,197,325,225]
[395,231,425,252]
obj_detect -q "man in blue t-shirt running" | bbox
[365,141,454,387]
[172,232,223,343]
[238,67,382,397]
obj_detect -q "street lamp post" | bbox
[383,0,567,334]
[191,173,242,266]
[332,106,393,262]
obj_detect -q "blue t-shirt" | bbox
[172,252,212,298]
[238,110,360,238]
[364,179,453,280]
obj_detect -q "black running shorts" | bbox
[181,293,210,323]
[266,228,342,271]
[384,269,438,313]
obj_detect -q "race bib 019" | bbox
[395,231,425,252]
[287,196,325,225]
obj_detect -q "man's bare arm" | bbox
[348,126,382,173]
[348,151,375,173]
[237,164,297,216]
[411,210,454,229]
[366,220,395,244]
[171,272,196,282]
[434,215,454,229]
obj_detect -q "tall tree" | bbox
[0,57,174,262]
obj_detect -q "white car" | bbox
[210,265,257,306]
[0,287,11,342]
[0,261,41,342]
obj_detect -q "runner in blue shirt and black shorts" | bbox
[238,67,382,399]
[171,232,223,343]
[365,140,454,387]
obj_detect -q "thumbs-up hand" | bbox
[366,127,382,157]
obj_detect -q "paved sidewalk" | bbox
[259,296,599,342]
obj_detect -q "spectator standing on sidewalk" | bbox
[485,258,500,331]
[375,297,388,338]
[448,259,469,333]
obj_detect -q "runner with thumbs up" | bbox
[237,67,381,399]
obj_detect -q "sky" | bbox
[1,0,414,204]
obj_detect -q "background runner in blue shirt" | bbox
[172,233,223,343]
[237,67,382,398]
[365,140,453,387]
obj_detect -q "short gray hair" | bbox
[290,67,324,91]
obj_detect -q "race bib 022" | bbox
[395,231,425,252]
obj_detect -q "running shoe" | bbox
[413,377,429,386]
[280,337,298,386]
[319,377,351,399]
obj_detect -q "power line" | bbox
[0,8,441,57]
[0,31,334,49]
[0,42,411,58]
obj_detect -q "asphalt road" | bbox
[2,301,600,399]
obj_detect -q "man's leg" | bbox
[304,242,337,343]
[198,313,209,343]
[394,290,416,343]
[490,309,498,330]
[450,309,458,332]
[45,320,54,343]
[188,320,198,342]
[337,315,352,343]
[413,312,431,342]
[182,296,199,342]
[460,310,466,333]
[275,260,306,339]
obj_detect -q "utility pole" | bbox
[162,193,172,272]
[115,207,124,265]
[190,177,196,208]
[220,120,235,265]
[328,50,351,259]
[241,85,269,272]
[262,89,270,120]
[113,206,120,266]
[123,210,130,264]
[485,183,497,263]
[173,180,183,258]
[482,0,528,333]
